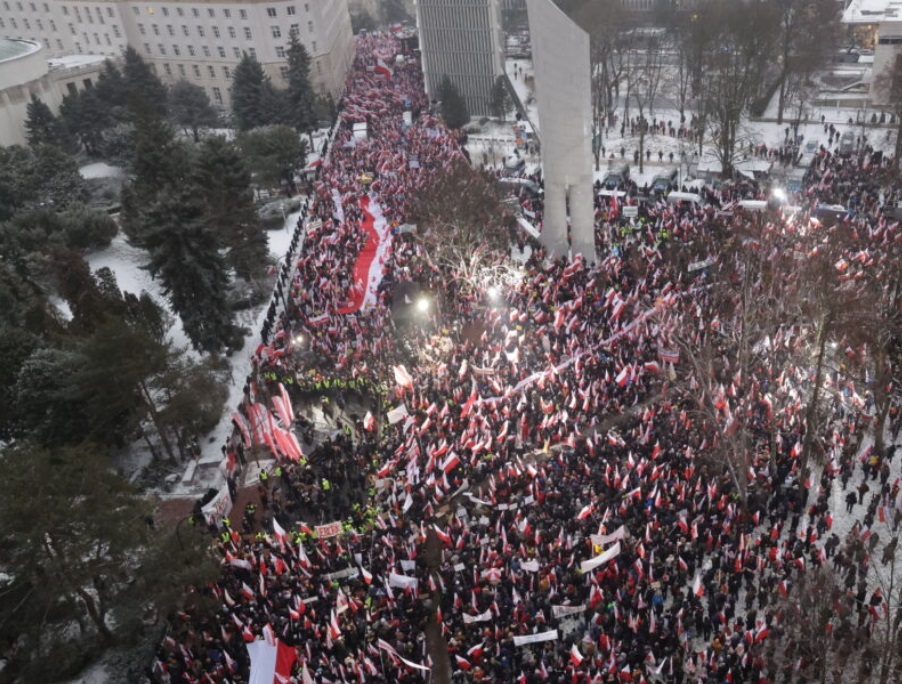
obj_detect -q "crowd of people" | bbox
[153,31,902,684]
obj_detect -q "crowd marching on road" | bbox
[152,32,902,684]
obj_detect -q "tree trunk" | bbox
[76,585,114,644]
[139,380,177,462]
[802,314,831,475]
[777,75,787,125]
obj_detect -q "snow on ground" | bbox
[507,58,539,134]
[85,233,193,352]
[158,207,305,499]
[78,162,125,180]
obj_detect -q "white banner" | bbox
[315,522,343,539]
[201,487,233,526]
[520,559,540,572]
[387,404,409,425]
[580,541,622,574]
[551,604,586,619]
[462,609,493,624]
[513,630,559,647]
[589,525,626,547]
[688,256,716,272]
[323,567,359,582]
[388,572,418,590]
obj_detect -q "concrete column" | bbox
[526,0,595,263]
[541,182,568,258]
[569,181,596,261]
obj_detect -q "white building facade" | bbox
[0,0,354,108]
[0,38,105,145]
[415,0,504,117]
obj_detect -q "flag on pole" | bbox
[247,635,297,684]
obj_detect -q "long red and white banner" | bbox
[337,194,392,314]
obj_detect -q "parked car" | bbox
[839,131,856,156]
[602,163,630,190]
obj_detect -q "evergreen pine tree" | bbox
[141,190,241,354]
[122,46,168,118]
[193,136,268,280]
[231,53,282,131]
[24,95,58,148]
[94,59,130,122]
[59,89,110,156]
[169,80,220,142]
[490,75,512,120]
[437,75,470,130]
[285,31,317,135]
[121,106,189,245]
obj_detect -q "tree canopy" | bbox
[437,75,470,130]
[169,79,220,142]
[230,53,286,131]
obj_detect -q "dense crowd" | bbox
[152,32,902,684]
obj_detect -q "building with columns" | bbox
[0,0,354,109]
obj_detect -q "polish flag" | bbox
[329,610,341,640]
[375,57,394,79]
[393,365,414,389]
[570,644,584,667]
[246,634,297,684]
[360,567,373,584]
[363,411,377,432]
[272,519,288,548]
[615,366,630,387]
[577,503,595,520]
[692,573,704,597]
[433,525,452,545]
[455,656,472,671]
[467,642,485,659]
[441,452,461,473]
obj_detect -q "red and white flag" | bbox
[375,57,394,79]
[246,634,297,684]
[570,644,584,667]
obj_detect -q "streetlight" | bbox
[416,297,430,314]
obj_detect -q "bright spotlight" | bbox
[293,334,304,347]
[416,297,430,313]
[487,285,500,300]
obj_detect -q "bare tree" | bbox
[694,0,779,176]
[567,0,632,170]
[409,159,516,295]
[770,565,855,684]
[774,0,840,124]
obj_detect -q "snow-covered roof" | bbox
[843,0,902,24]
[48,54,107,70]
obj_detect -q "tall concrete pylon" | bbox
[525,0,596,262]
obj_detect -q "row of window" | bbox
[135,20,314,40]
[142,40,322,62]
[1,2,313,21]
[144,42,254,60]
[161,61,231,83]
[1,16,125,39]
[131,3,309,19]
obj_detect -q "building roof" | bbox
[843,0,902,24]
[0,38,41,63]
